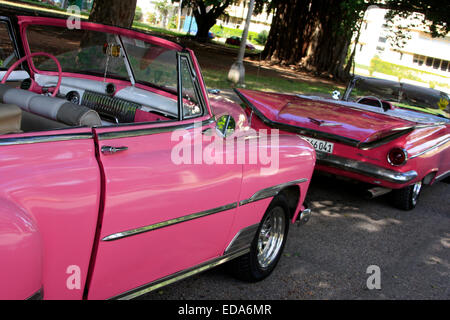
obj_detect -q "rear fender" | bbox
[224,134,315,251]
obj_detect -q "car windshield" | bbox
[347,77,450,119]
[26,25,178,93]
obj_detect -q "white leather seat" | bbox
[0,83,101,128]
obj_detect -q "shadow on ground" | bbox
[139,174,450,300]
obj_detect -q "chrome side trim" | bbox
[0,132,93,146]
[98,118,215,140]
[409,137,450,160]
[435,170,450,182]
[239,179,309,207]
[102,202,238,242]
[109,248,250,300]
[225,224,259,254]
[316,152,418,184]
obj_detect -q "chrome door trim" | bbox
[102,202,238,242]
[97,117,215,140]
[239,178,309,207]
[109,248,249,300]
[0,132,93,146]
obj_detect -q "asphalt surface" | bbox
[139,173,450,300]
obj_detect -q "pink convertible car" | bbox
[0,15,315,300]
[236,77,449,211]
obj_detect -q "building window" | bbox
[433,58,441,69]
[414,54,449,73]
[413,54,425,66]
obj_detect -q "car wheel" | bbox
[391,181,423,211]
[228,195,290,282]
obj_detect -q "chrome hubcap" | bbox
[257,207,286,269]
[411,181,422,207]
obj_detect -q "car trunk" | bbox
[237,89,415,143]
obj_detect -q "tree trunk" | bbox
[262,0,364,81]
[190,0,232,42]
[193,11,216,41]
[89,0,137,28]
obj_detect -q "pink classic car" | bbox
[0,15,316,300]
[235,77,450,211]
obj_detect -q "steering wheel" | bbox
[1,52,62,98]
[357,96,389,111]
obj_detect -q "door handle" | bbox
[101,146,128,155]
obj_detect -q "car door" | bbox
[87,53,243,300]
[0,17,29,84]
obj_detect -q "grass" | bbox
[202,68,335,95]
[132,21,187,38]
[210,25,260,45]
[357,57,450,90]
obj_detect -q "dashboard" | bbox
[34,74,179,125]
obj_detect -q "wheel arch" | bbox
[278,185,300,221]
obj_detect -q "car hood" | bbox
[236,89,416,143]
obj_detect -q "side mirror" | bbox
[332,90,341,100]
[216,115,236,138]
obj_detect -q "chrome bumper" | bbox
[297,202,312,226]
[316,152,418,184]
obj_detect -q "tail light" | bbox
[387,148,408,166]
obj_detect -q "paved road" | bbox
[140,174,450,300]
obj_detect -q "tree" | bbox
[156,0,173,28]
[261,0,369,80]
[181,0,236,41]
[89,0,137,28]
[260,0,450,81]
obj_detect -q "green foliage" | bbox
[134,6,143,21]
[255,30,268,45]
[384,0,450,38]
[202,68,336,94]
[168,15,178,29]
[368,57,449,89]
[369,56,412,81]
[210,25,259,44]
[147,13,157,25]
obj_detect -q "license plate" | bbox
[300,136,334,154]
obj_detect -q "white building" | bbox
[217,1,272,33]
[355,7,450,87]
